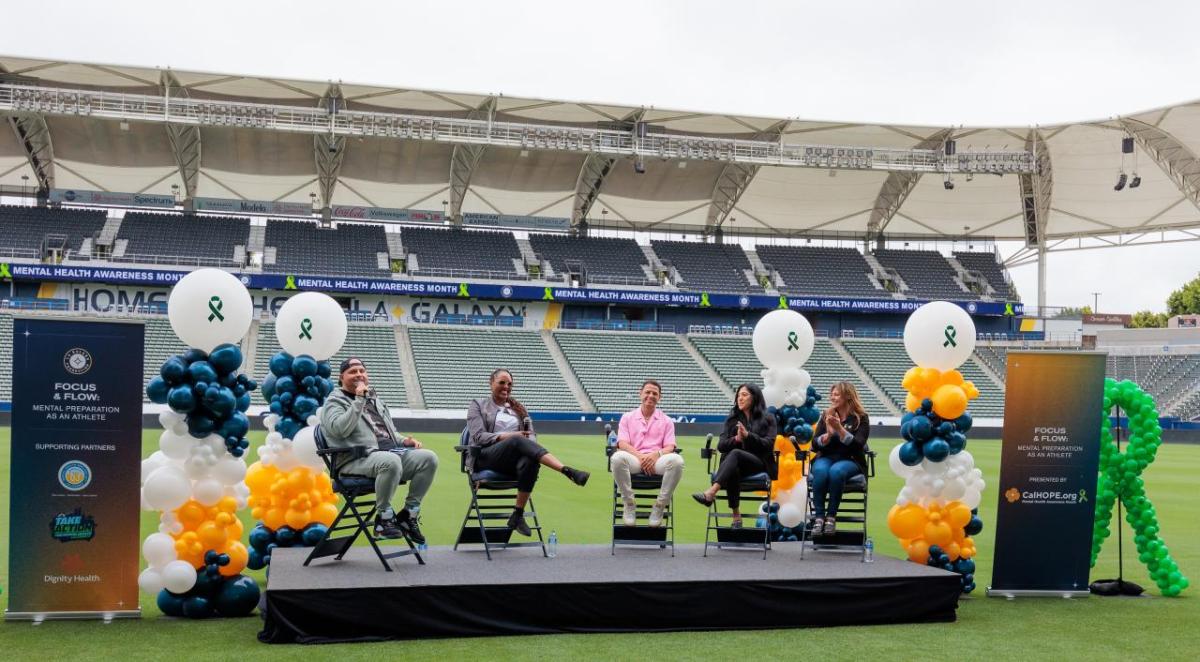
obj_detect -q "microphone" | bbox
[522,416,532,433]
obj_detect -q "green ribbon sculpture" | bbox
[1091,378,1189,596]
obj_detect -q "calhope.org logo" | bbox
[59,460,92,491]
[1005,487,1021,503]
[63,348,93,375]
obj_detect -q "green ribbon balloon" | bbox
[943,324,957,348]
[284,275,298,291]
[0,262,11,279]
[542,287,555,301]
[207,296,224,322]
[1091,378,1189,596]
[299,318,313,340]
[699,292,711,308]
[457,282,470,298]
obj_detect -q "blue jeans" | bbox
[809,457,862,518]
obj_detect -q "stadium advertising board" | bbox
[192,197,313,217]
[6,318,143,619]
[331,206,445,223]
[4,263,1023,316]
[48,189,175,208]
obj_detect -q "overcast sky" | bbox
[8,0,1200,313]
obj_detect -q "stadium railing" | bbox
[557,319,675,333]
[410,267,529,281]
[0,298,70,312]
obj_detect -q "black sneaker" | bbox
[396,509,426,546]
[507,509,532,536]
[374,514,404,539]
[564,466,591,487]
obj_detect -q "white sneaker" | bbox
[622,499,637,526]
[648,500,666,528]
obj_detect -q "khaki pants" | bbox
[610,449,684,503]
[341,448,439,515]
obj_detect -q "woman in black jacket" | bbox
[809,381,871,537]
[692,383,777,528]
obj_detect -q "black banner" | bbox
[989,351,1105,595]
[6,318,144,619]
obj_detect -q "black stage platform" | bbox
[260,544,961,643]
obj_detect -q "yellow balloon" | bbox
[887,503,928,539]
[907,539,931,563]
[931,384,968,419]
[941,369,964,386]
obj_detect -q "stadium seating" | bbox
[687,334,891,416]
[142,318,190,402]
[1107,353,1200,414]
[1174,389,1200,421]
[954,251,1014,299]
[408,326,578,410]
[553,330,728,414]
[756,245,881,298]
[118,212,249,266]
[0,205,107,257]
[649,240,759,293]
[973,345,1009,378]
[0,313,12,402]
[528,233,654,285]
[264,220,389,277]
[873,249,972,300]
[402,227,523,279]
[253,322,407,406]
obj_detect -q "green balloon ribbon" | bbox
[1091,378,1189,596]
[207,296,224,322]
[299,318,313,340]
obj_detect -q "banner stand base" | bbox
[1088,578,1146,597]
[985,588,1091,599]
[5,609,141,622]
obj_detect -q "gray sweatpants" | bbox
[341,448,439,515]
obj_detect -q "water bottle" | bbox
[547,530,558,558]
[417,542,428,552]
[863,537,874,563]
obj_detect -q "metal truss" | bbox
[315,83,346,214]
[448,97,497,224]
[1120,117,1200,212]
[706,120,788,233]
[572,110,644,229]
[161,71,201,200]
[1019,129,1052,247]
[0,82,1034,175]
[866,128,954,239]
[7,112,54,193]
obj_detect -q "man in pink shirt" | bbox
[610,380,684,527]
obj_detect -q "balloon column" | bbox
[1090,378,1189,596]
[245,292,347,569]
[139,269,260,617]
[750,309,818,540]
[886,301,986,593]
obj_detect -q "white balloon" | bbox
[943,476,968,502]
[291,426,324,470]
[143,532,178,567]
[143,466,192,511]
[213,456,248,485]
[773,367,811,393]
[752,309,814,369]
[273,448,299,471]
[762,384,786,409]
[159,430,194,460]
[193,478,224,506]
[889,444,917,478]
[789,479,808,508]
[921,457,950,476]
[963,487,983,510]
[903,301,976,371]
[167,268,253,352]
[138,568,165,595]
[161,560,198,594]
[275,291,348,360]
[778,503,805,528]
[141,451,168,483]
[158,410,186,431]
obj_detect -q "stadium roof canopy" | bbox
[4,55,1200,258]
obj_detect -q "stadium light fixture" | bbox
[1114,173,1127,191]
[943,174,955,190]
[634,158,646,174]
[1129,173,1141,189]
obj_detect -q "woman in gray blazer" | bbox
[467,368,590,535]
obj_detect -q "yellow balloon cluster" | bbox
[887,500,978,563]
[901,367,980,419]
[245,462,338,532]
[769,434,810,499]
[172,497,249,576]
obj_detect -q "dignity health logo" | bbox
[59,460,92,491]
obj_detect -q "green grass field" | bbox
[2,427,1198,660]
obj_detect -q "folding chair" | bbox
[699,433,790,560]
[303,425,424,571]
[453,428,547,560]
[801,448,877,559]
[605,424,679,556]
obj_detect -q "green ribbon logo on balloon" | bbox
[207,296,224,322]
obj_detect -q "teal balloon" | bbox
[156,589,185,617]
[188,361,218,385]
[292,355,319,379]
[898,441,923,466]
[208,343,243,375]
[181,595,214,619]
[317,361,332,379]
[167,385,197,413]
[213,576,261,617]
[160,356,188,384]
[146,377,170,404]
[924,438,951,462]
[261,374,277,399]
[269,351,294,377]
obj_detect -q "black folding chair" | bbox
[303,425,424,571]
[453,428,547,560]
[801,448,877,558]
[605,424,680,556]
[700,433,799,559]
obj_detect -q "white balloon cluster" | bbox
[773,478,810,529]
[256,413,325,472]
[137,410,250,594]
[753,309,816,408]
[890,446,986,510]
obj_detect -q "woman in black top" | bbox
[810,381,871,537]
[692,383,778,528]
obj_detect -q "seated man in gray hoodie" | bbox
[319,357,437,543]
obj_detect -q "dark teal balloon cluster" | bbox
[926,546,978,593]
[758,502,805,542]
[246,522,329,569]
[261,351,334,440]
[145,344,258,457]
[767,385,822,442]
[1091,378,1189,597]
[156,556,259,619]
[897,401,971,465]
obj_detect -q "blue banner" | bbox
[0,262,1023,316]
[6,318,144,619]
